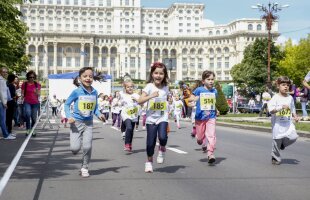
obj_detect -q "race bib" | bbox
[200,93,216,111]
[149,98,167,111]
[276,108,291,121]
[126,106,138,119]
[78,96,96,117]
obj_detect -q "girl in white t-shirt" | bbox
[138,62,170,173]
[173,95,184,129]
[120,80,140,152]
[268,76,299,165]
[100,95,110,124]
[111,91,122,130]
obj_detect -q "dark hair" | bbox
[73,67,103,87]
[202,70,215,80]
[276,76,292,85]
[26,70,37,80]
[146,62,168,86]
[190,80,203,91]
[7,74,16,83]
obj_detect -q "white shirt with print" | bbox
[268,94,298,140]
[143,83,169,124]
[120,92,140,122]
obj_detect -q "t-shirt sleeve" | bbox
[142,83,151,95]
[193,87,200,96]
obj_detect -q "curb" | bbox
[217,122,310,139]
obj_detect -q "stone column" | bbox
[98,46,102,71]
[43,42,48,77]
[80,43,85,68]
[89,43,94,67]
[35,45,39,75]
[53,42,57,74]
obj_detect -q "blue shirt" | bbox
[64,85,101,121]
[193,86,218,120]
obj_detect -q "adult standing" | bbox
[22,70,41,137]
[0,67,15,139]
[6,74,17,136]
[259,87,272,117]
[50,94,60,117]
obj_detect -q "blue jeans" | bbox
[0,103,9,138]
[301,101,308,117]
[23,102,39,130]
[146,122,168,157]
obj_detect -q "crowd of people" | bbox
[0,67,41,140]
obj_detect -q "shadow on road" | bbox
[281,158,300,165]
[155,165,186,173]
[91,166,129,175]
[199,157,226,165]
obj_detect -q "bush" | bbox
[215,83,230,115]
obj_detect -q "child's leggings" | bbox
[146,122,168,157]
[124,119,136,145]
[112,113,121,127]
[195,119,216,156]
[70,120,93,169]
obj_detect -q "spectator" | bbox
[22,70,41,137]
[0,67,15,139]
[16,80,24,128]
[50,94,60,117]
[288,81,297,103]
[299,86,309,120]
[13,76,20,127]
[259,88,271,117]
[248,97,255,113]
[6,74,17,137]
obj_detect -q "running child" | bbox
[267,76,299,165]
[111,91,122,130]
[99,94,110,124]
[137,62,170,173]
[173,94,184,129]
[189,70,218,164]
[59,99,68,128]
[119,79,140,152]
[64,67,105,178]
[190,80,202,137]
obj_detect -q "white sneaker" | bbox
[157,151,165,164]
[10,133,17,137]
[145,162,153,173]
[4,135,16,140]
[80,168,90,178]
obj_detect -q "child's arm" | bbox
[137,91,158,104]
[65,90,77,123]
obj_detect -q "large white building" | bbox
[19,0,279,81]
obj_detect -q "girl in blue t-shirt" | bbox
[190,70,219,164]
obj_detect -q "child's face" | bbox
[125,82,134,94]
[79,69,93,88]
[278,83,290,94]
[152,67,165,86]
[175,95,180,101]
[203,75,215,88]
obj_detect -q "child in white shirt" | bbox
[268,76,299,165]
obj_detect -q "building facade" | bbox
[19,0,279,81]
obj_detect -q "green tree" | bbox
[277,35,310,86]
[215,83,229,115]
[0,0,31,74]
[231,38,283,96]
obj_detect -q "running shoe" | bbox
[80,168,90,177]
[145,162,153,173]
[208,154,216,164]
[271,157,281,165]
[157,148,165,164]
[122,132,125,140]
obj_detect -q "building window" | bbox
[130,57,135,68]
[66,57,72,67]
[257,24,262,31]
[82,0,86,5]
[217,57,222,68]
[107,0,111,6]
[248,24,253,30]
[210,58,214,68]
[225,57,229,68]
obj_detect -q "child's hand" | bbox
[216,110,220,116]
[282,105,289,110]
[151,91,159,98]
[293,115,300,122]
[98,115,106,122]
[68,118,75,124]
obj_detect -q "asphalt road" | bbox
[1,119,310,200]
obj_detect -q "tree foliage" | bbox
[215,83,229,115]
[231,38,283,96]
[0,0,30,74]
[277,35,310,86]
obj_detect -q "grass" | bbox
[218,119,310,133]
[221,113,259,117]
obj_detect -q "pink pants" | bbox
[195,119,216,156]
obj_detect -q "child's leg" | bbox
[282,137,297,149]
[142,114,146,127]
[146,123,158,161]
[205,119,216,156]
[271,138,282,162]
[112,113,116,126]
[176,113,180,128]
[121,120,126,133]
[117,114,121,128]
[124,119,135,146]
[136,115,140,129]
[158,122,168,148]
[195,120,206,144]
[70,121,83,155]
[82,120,93,169]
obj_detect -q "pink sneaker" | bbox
[124,144,132,152]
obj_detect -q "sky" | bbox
[141,0,310,44]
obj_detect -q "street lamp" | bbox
[252,2,289,87]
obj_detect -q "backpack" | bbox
[24,81,38,97]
